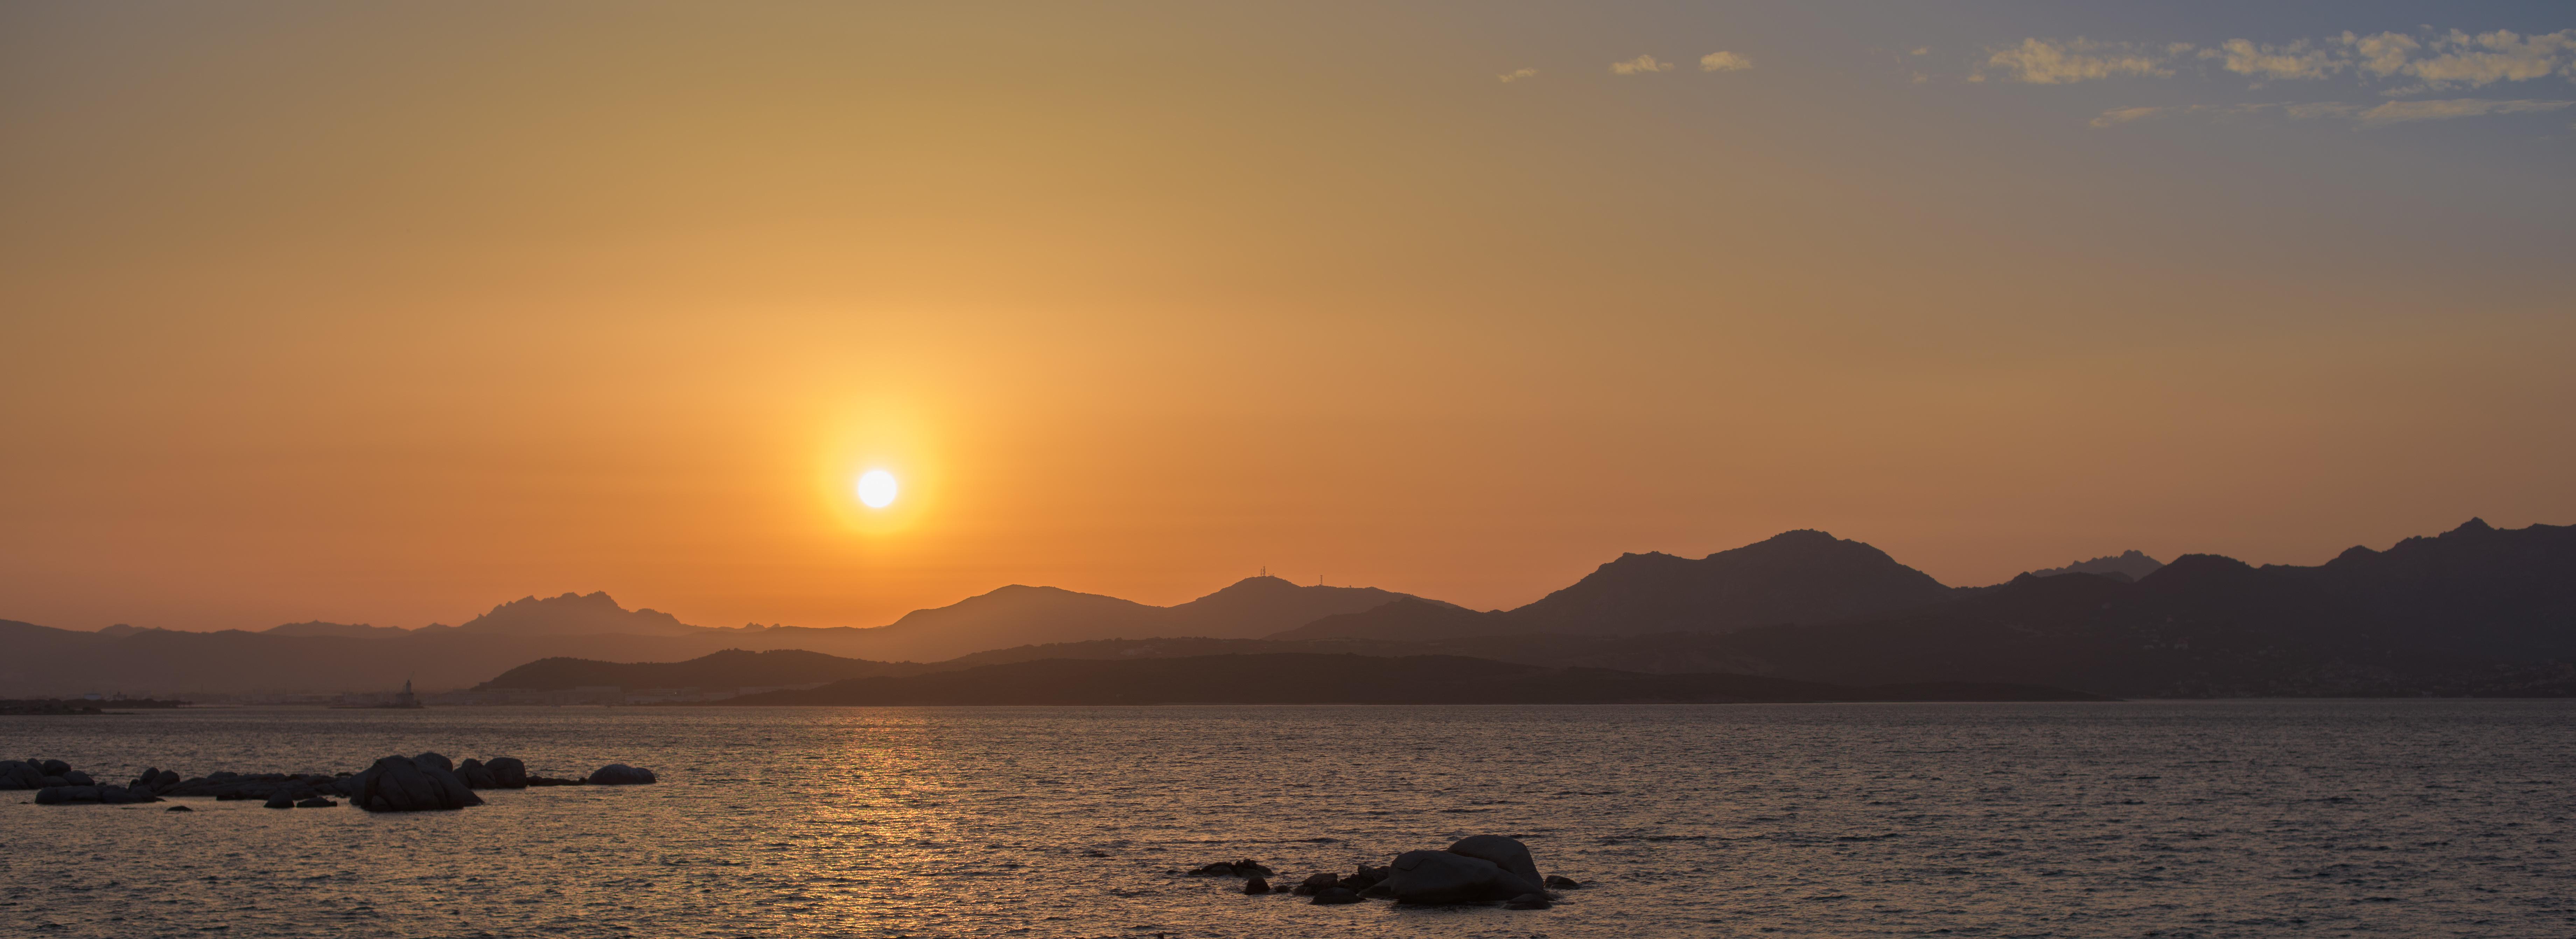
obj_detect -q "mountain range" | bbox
[4,519,2570,698]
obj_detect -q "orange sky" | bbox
[5,2,2572,631]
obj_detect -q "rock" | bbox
[1186,862,1239,877]
[166,805,193,812]
[484,757,528,788]
[526,775,586,786]
[1446,835,1546,893]
[40,759,69,776]
[35,785,99,805]
[264,793,296,809]
[455,759,500,789]
[1544,875,1582,889]
[413,752,453,772]
[1506,892,1552,910]
[1241,877,1269,894]
[62,770,95,786]
[351,755,484,812]
[1231,859,1273,876]
[1337,873,1379,891]
[1311,887,1363,905]
[586,763,657,785]
[1301,872,1339,892]
[0,760,45,789]
[100,785,159,804]
[1376,849,1527,904]
[295,797,337,808]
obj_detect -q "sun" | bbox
[856,469,898,509]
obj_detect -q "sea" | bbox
[4,701,2571,938]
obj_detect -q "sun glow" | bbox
[856,470,898,509]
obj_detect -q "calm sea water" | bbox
[4,701,2572,938]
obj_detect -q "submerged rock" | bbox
[1311,887,1363,905]
[1506,892,1552,910]
[165,805,193,812]
[1241,877,1270,894]
[295,797,338,808]
[263,793,296,809]
[586,763,657,785]
[1545,875,1583,889]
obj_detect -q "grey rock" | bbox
[483,757,528,788]
[1446,835,1546,894]
[1377,849,1525,904]
[352,755,484,812]
[455,759,500,790]
[586,763,657,785]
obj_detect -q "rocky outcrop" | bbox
[351,755,483,812]
[17,754,644,810]
[1363,835,1551,905]
[34,784,161,805]
[1444,835,1546,891]
[484,757,528,788]
[586,763,656,785]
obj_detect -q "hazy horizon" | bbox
[7,1,2572,634]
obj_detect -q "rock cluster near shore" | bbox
[1193,834,1583,910]
[9,754,656,812]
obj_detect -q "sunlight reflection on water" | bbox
[4,701,2573,937]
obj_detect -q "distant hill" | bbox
[451,592,703,637]
[0,578,1446,696]
[1273,529,1956,640]
[263,621,415,638]
[479,648,924,691]
[1699,520,2576,697]
[2025,550,2164,582]
[716,653,2105,705]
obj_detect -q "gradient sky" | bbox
[5,1,2572,632]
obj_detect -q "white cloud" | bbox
[1497,68,1538,83]
[2398,30,2576,87]
[1699,51,1753,72]
[2205,38,2341,80]
[1986,38,2172,84]
[1610,54,1675,75]
[2352,97,2574,126]
[2088,98,2571,129]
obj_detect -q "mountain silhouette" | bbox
[2024,550,2164,582]
[1699,520,2576,696]
[1272,529,1956,640]
[451,592,703,637]
[717,654,2103,706]
[0,577,1438,695]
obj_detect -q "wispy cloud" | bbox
[1985,38,2174,84]
[2205,38,2341,80]
[1497,68,1537,83]
[2090,98,2574,129]
[2000,28,2576,90]
[1610,54,1675,75]
[1699,51,1753,72]
[2380,29,2576,88]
